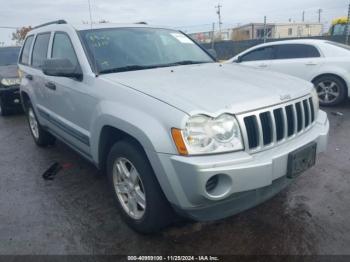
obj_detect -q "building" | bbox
[231,22,323,41]
[188,29,231,43]
[188,22,323,43]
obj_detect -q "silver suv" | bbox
[18,20,329,233]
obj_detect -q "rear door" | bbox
[19,33,52,126]
[269,44,323,81]
[237,46,274,69]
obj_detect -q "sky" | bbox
[0,0,347,45]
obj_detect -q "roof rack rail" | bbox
[33,20,67,29]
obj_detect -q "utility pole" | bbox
[302,11,305,22]
[215,3,223,36]
[346,1,350,45]
[211,22,215,49]
[263,16,267,43]
[317,8,323,23]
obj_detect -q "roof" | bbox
[29,20,172,35]
[251,39,328,48]
[71,23,155,31]
[332,17,348,25]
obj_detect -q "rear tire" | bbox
[26,103,56,147]
[0,97,11,116]
[107,140,173,234]
[313,75,347,106]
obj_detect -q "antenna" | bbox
[88,0,93,28]
[87,0,99,76]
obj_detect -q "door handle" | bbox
[305,62,317,66]
[25,74,33,80]
[45,82,56,90]
[258,64,268,68]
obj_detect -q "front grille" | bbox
[239,96,315,152]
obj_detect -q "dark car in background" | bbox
[0,46,21,116]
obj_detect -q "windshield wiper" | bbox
[99,65,157,74]
[161,60,211,67]
[98,61,211,74]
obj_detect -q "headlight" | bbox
[1,78,21,87]
[173,114,244,155]
[311,87,319,117]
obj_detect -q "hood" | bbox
[0,65,19,79]
[102,63,312,115]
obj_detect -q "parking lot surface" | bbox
[0,103,350,255]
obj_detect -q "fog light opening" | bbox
[205,174,232,198]
[206,175,219,193]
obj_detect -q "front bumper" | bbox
[0,85,21,109]
[156,111,329,221]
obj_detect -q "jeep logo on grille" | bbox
[280,94,292,101]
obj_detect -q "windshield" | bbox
[331,24,346,36]
[79,27,213,74]
[0,47,21,66]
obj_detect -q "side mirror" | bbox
[42,59,83,80]
[236,56,242,63]
[207,49,218,60]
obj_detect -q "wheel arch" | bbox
[96,124,179,204]
[312,73,349,98]
[97,125,149,172]
[20,91,31,112]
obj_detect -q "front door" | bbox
[238,46,274,70]
[42,32,97,156]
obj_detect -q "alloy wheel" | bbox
[28,108,39,139]
[113,157,146,220]
[316,80,340,104]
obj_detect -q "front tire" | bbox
[107,140,173,234]
[313,76,347,106]
[26,104,56,147]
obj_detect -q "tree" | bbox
[12,26,32,45]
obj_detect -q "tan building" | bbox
[231,22,323,41]
[188,30,231,43]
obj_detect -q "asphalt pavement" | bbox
[0,103,349,255]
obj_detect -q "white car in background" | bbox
[228,39,350,106]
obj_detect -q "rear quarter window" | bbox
[20,35,34,65]
[275,44,320,59]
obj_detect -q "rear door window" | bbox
[240,46,274,62]
[20,35,34,65]
[275,44,320,59]
[31,33,51,68]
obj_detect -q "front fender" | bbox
[89,100,187,205]
[90,100,186,163]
